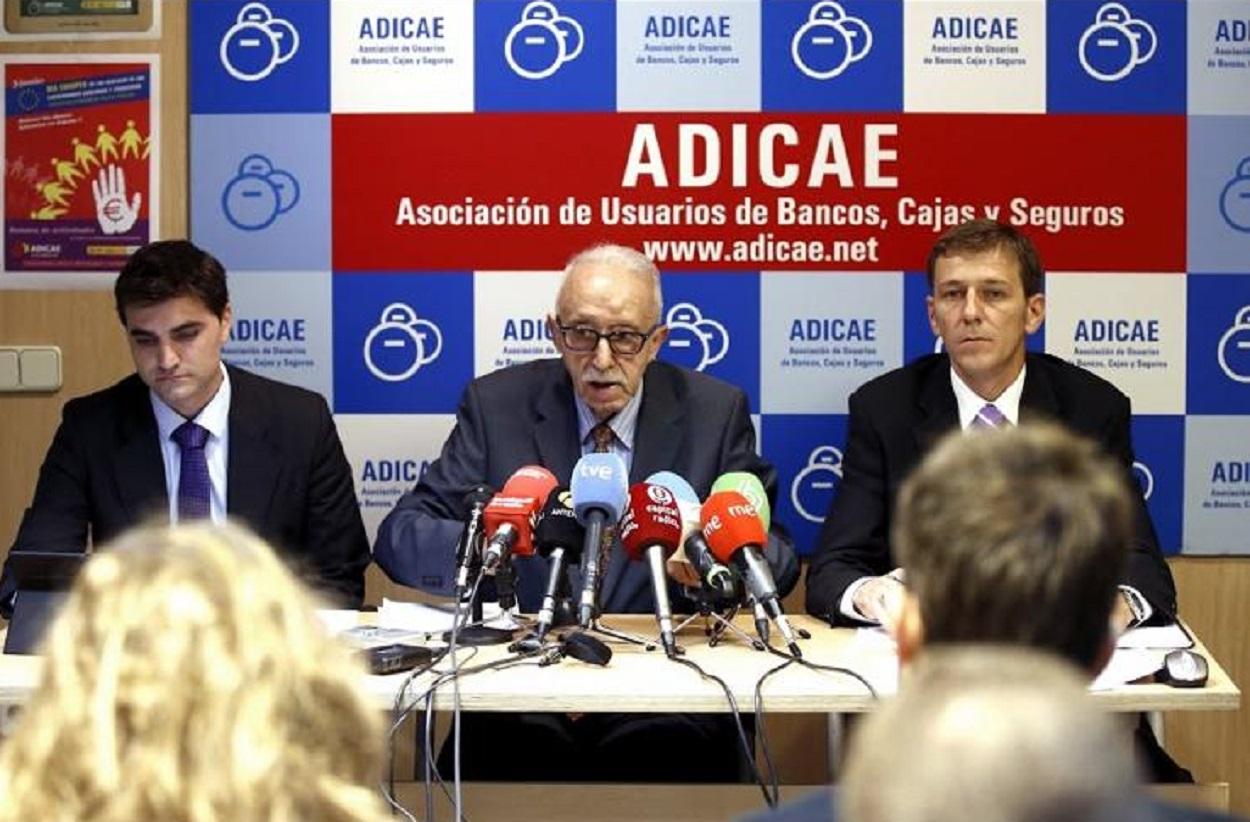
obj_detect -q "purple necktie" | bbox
[970,403,1010,430]
[172,420,211,521]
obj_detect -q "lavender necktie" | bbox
[172,420,211,521]
[970,403,1010,430]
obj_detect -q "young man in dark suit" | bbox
[805,219,1174,631]
[1,240,369,614]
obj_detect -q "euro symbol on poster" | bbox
[364,303,444,382]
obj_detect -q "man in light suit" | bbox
[374,242,797,782]
[805,219,1174,630]
[1,240,369,614]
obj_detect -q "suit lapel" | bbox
[915,357,960,454]
[225,369,280,527]
[113,377,169,522]
[532,366,581,484]
[1020,355,1061,424]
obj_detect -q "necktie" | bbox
[590,422,616,605]
[172,420,211,521]
[590,422,614,454]
[970,402,1010,430]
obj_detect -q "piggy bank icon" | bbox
[364,303,444,382]
[791,1,873,80]
[1079,2,1156,82]
[791,446,843,524]
[505,1,584,80]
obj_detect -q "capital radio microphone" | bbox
[454,484,495,592]
[481,466,558,572]
[570,453,628,627]
[532,488,584,641]
[620,482,684,656]
[701,490,803,657]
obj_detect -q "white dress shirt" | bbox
[151,364,231,524]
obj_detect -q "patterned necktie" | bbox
[590,422,616,604]
[172,420,211,521]
[970,402,1010,430]
[590,422,614,454]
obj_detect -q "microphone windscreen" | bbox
[500,465,558,505]
[619,483,683,562]
[646,471,701,541]
[710,471,771,529]
[533,488,586,560]
[570,453,628,524]
[701,490,767,565]
[461,484,495,516]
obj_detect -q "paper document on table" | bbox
[1090,648,1167,691]
[1115,623,1193,650]
[848,627,900,696]
[376,598,520,634]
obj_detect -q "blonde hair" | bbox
[0,522,386,822]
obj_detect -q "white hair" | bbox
[559,243,663,323]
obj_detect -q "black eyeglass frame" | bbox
[553,318,663,356]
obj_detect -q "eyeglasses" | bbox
[554,319,660,356]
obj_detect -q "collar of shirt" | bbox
[151,363,232,441]
[573,381,643,460]
[950,363,1026,430]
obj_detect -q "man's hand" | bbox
[665,543,700,587]
[1111,591,1135,635]
[92,164,142,235]
[852,573,906,627]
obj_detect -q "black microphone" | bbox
[533,488,584,642]
[684,531,739,602]
[454,485,494,593]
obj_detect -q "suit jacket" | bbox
[1,365,369,613]
[805,353,1176,625]
[373,358,798,613]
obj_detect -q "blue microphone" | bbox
[570,453,628,626]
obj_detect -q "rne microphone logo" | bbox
[220,2,300,83]
[505,1,584,80]
[727,502,758,519]
[1079,2,1156,82]
[364,303,443,382]
[791,446,843,523]
[665,302,729,372]
[791,1,873,80]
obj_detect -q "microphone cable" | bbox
[666,654,775,808]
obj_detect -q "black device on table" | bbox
[365,643,435,675]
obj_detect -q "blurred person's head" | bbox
[548,243,668,421]
[893,423,1134,673]
[844,646,1142,822]
[0,522,385,822]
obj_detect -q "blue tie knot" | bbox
[172,420,210,451]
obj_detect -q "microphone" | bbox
[620,483,684,656]
[701,490,803,657]
[570,453,628,627]
[532,488,584,641]
[710,472,775,640]
[454,485,495,592]
[481,466,558,572]
[645,471,701,542]
[684,530,739,601]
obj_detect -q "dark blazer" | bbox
[1,365,369,613]
[805,352,1176,625]
[373,358,798,613]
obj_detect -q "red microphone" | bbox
[701,491,802,657]
[620,483,684,656]
[481,466,558,571]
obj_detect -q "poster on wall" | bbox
[3,0,159,38]
[1,55,159,286]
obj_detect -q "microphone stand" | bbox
[672,590,766,651]
[442,532,515,647]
